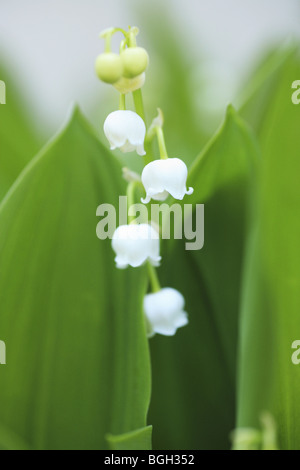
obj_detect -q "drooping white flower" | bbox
[112,223,161,269]
[144,288,188,337]
[104,110,146,156]
[141,158,194,204]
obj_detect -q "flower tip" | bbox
[137,148,146,157]
[151,256,162,267]
[186,187,194,196]
[115,257,128,270]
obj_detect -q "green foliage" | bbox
[0,29,300,450]
[106,426,152,450]
[237,50,300,450]
[0,65,41,200]
[149,106,258,449]
[0,108,151,450]
[238,45,297,136]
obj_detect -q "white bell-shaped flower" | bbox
[144,288,188,337]
[141,158,194,204]
[104,110,146,156]
[112,223,161,269]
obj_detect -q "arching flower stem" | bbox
[100,27,127,53]
[145,108,168,160]
[132,88,154,165]
[119,38,127,53]
[128,27,138,47]
[156,126,169,160]
[132,89,145,122]
[147,262,161,293]
[126,180,138,224]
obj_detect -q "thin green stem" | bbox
[147,262,161,293]
[128,34,137,47]
[100,27,127,39]
[120,38,128,53]
[145,126,156,143]
[133,89,146,121]
[113,27,128,36]
[156,126,169,159]
[100,27,125,52]
[126,181,137,224]
[104,34,112,53]
[128,26,138,47]
[133,89,154,165]
[119,93,126,110]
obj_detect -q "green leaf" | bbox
[0,64,41,200]
[236,49,300,450]
[106,425,152,450]
[0,107,151,450]
[238,44,296,135]
[149,107,258,449]
[188,105,258,207]
[0,423,30,450]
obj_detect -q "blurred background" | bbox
[0,0,299,141]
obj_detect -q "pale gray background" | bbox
[0,0,299,134]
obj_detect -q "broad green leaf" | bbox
[106,425,152,450]
[0,64,41,200]
[149,107,258,449]
[0,107,151,450]
[238,44,296,135]
[0,423,30,450]
[236,50,300,450]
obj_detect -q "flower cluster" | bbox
[96,26,194,337]
[95,27,149,93]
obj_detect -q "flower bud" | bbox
[120,47,149,78]
[144,288,188,337]
[95,53,123,84]
[112,224,161,269]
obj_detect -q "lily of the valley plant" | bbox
[95,26,194,337]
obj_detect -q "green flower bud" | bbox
[95,53,123,84]
[120,47,149,79]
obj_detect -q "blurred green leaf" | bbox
[106,425,152,450]
[238,44,296,135]
[0,423,30,450]
[236,50,300,450]
[149,106,258,449]
[0,64,41,200]
[0,107,151,450]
